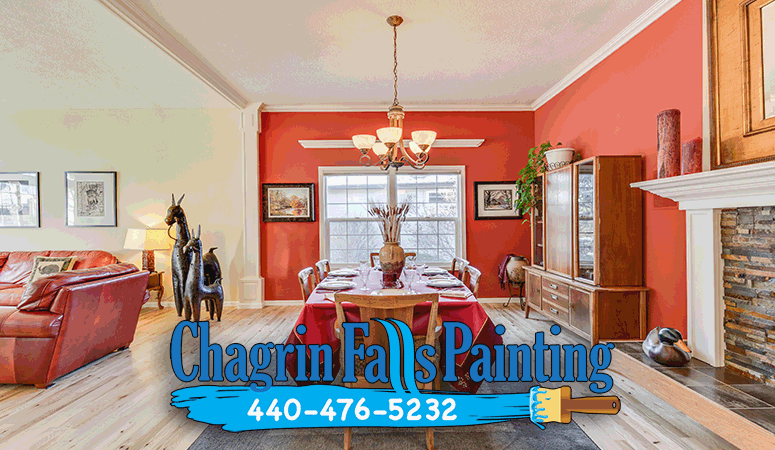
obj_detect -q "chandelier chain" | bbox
[393,23,398,106]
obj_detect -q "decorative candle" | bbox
[681,137,702,175]
[657,109,681,178]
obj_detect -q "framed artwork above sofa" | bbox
[0,172,40,228]
[65,171,117,227]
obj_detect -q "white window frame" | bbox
[319,165,467,268]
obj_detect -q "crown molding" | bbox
[97,0,250,109]
[262,103,534,112]
[298,139,484,149]
[530,0,683,110]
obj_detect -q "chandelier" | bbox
[351,15,437,171]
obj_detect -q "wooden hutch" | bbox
[525,155,648,344]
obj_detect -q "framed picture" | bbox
[474,181,522,220]
[0,172,40,228]
[65,171,117,227]
[710,0,775,168]
[262,183,315,222]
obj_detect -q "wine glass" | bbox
[416,263,427,284]
[405,256,416,291]
[358,260,370,291]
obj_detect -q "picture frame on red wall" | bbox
[262,183,316,223]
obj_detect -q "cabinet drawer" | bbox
[542,290,569,309]
[542,277,569,298]
[541,298,569,324]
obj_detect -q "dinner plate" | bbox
[425,278,464,288]
[318,280,356,290]
[423,266,448,275]
[329,268,358,277]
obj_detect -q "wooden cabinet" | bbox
[525,155,647,344]
[530,174,545,269]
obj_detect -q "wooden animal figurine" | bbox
[183,225,224,322]
[203,247,222,286]
[642,326,692,366]
[164,193,190,317]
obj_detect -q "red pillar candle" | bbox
[657,109,681,178]
[681,137,703,175]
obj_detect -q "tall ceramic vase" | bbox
[379,241,405,288]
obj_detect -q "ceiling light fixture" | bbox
[352,15,436,171]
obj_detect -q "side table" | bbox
[147,271,165,310]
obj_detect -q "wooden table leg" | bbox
[157,286,164,309]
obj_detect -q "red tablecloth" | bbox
[284,269,503,394]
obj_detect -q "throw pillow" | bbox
[27,256,78,284]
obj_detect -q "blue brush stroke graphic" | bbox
[171,384,539,431]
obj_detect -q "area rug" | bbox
[187,355,600,450]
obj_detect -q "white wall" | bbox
[0,107,244,306]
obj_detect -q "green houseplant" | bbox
[515,141,559,223]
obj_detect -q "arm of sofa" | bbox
[42,268,150,386]
[18,263,140,312]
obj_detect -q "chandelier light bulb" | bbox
[352,134,376,150]
[373,142,390,156]
[376,127,402,145]
[411,130,437,146]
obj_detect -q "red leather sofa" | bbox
[0,251,149,388]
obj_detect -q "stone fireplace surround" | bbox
[633,161,775,368]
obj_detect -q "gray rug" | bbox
[188,356,600,450]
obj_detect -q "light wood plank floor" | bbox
[0,305,739,450]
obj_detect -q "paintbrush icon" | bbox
[530,386,621,428]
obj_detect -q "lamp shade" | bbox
[352,134,376,150]
[376,127,402,144]
[372,142,390,156]
[124,228,170,251]
[409,141,424,155]
[411,130,436,146]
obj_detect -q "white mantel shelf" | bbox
[631,161,775,210]
[298,139,484,149]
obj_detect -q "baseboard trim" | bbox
[264,300,305,306]
[475,297,523,304]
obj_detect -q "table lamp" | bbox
[124,228,170,272]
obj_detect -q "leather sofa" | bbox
[0,251,149,388]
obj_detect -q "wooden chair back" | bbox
[298,267,315,302]
[314,259,330,284]
[463,265,482,297]
[334,292,439,389]
[451,257,470,280]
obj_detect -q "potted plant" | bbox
[514,141,559,223]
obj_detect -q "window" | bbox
[320,166,465,267]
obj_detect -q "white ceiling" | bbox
[1,0,669,110]
[0,0,231,110]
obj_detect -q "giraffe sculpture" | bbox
[183,225,224,322]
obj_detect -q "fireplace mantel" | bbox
[631,161,775,367]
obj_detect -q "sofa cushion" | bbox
[48,251,117,270]
[28,256,78,284]
[0,251,50,284]
[0,283,20,291]
[0,306,61,338]
[0,252,8,271]
[0,288,24,307]
[17,263,139,312]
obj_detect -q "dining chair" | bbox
[314,259,331,284]
[451,257,470,280]
[370,252,416,267]
[334,292,441,450]
[462,265,481,297]
[298,267,315,302]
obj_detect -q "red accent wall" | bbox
[534,0,703,334]
[260,111,534,301]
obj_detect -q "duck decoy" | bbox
[642,326,692,366]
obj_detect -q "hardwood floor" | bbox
[0,305,741,450]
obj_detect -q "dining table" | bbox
[283,267,503,394]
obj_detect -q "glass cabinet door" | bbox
[576,162,595,282]
[532,175,544,268]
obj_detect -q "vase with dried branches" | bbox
[368,202,410,287]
